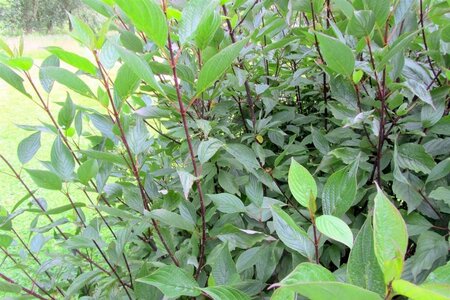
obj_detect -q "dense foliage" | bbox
[0,0,99,34]
[0,0,449,299]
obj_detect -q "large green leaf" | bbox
[347,10,375,38]
[316,33,355,77]
[271,206,315,260]
[397,143,436,174]
[46,46,97,75]
[17,132,41,164]
[207,193,245,214]
[196,39,247,95]
[279,262,336,285]
[115,46,164,95]
[26,169,62,191]
[51,136,75,181]
[315,215,354,248]
[137,265,201,298]
[58,93,76,128]
[392,279,450,300]
[114,0,167,48]
[0,63,30,97]
[321,164,357,217]
[275,282,382,300]
[77,159,98,185]
[288,159,317,208]
[347,220,385,296]
[373,186,408,283]
[225,143,260,171]
[198,138,223,164]
[377,30,418,71]
[68,14,96,49]
[42,66,94,98]
[147,209,195,232]
[201,286,251,300]
[427,158,450,183]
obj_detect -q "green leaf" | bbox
[195,7,221,49]
[0,63,30,97]
[316,33,355,77]
[363,0,389,26]
[397,143,436,174]
[114,0,167,48]
[225,143,260,171]
[288,159,317,208]
[39,55,59,93]
[115,46,164,95]
[0,281,21,294]
[17,132,41,164]
[77,159,98,185]
[0,234,13,248]
[114,64,140,100]
[427,158,450,183]
[373,186,408,283]
[58,93,76,128]
[429,187,450,206]
[279,262,336,285]
[207,193,245,213]
[347,220,385,296]
[81,0,114,17]
[68,14,96,49]
[79,150,127,165]
[198,138,223,164]
[271,206,315,260]
[407,232,448,281]
[377,30,418,72]
[137,265,201,298]
[0,37,14,57]
[46,46,97,75]
[196,39,247,95]
[315,215,354,248]
[147,209,195,232]
[177,170,196,200]
[7,57,33,71]
[322,165,357,217]
[66,270,102,298]
[275,282,382,300]
[43,203,86,215]
[424,262,450,285]
[210,242,240,285]
[42,66,94,98]
[392,279,450,300]
[179,0,212,44]
[51,136,75,181]
[347,10,375,38]
[26,169,62,190]
[201,286,251,300]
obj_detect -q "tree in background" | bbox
[0,0,98,34]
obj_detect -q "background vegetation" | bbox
[0,0,449,299]
[0,0,100,35]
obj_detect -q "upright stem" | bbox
[93,51,180,268]
[309,0,328,130]
[163,6,207,277]
[222,4,257,131]
[419,0,441,86]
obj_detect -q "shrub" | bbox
[0,0,449,299]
